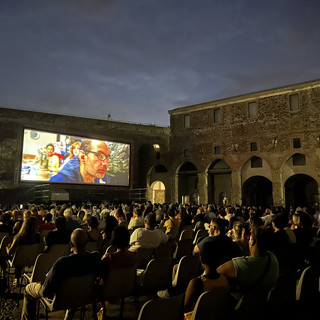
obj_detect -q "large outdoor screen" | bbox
[21,129,130,186]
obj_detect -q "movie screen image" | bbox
[21,129,130,186]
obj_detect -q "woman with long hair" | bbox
[4,215,40,283]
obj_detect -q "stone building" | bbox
[152,79,320,208]
[1,79,320,209]
[0,107,170,204]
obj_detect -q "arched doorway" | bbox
[284,174,318,208]
[150,181,166,204]
[207,159,231,205]
[242,176,273,208]
[178,162,198,204]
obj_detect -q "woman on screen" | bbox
[58,141,81,171]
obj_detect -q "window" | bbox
[293,138,301,149]
[293,154,306,166]
[251,156,262,168]
[214,146,220,154]
[248,102,258,118]
[155,164,168,173]
[184,149,189,157]
[213,108,221,123]
[250,142,258,151]
[184,114,190,128]
[289,94,299,111]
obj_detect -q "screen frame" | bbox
[19,126,132,188]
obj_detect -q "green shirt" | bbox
[232,251,279,294]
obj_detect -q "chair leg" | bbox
[120,298,125,318]
[134,295,140,315]
[36,300,40,320]
[92,302,98,320]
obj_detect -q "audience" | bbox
[0,200,318,319]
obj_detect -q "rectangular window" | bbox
[289,94,299,111]
[213,108,221,123]
[251,157,262,168]
[293,154,306,166]
[250,142,258,151]
[248,102,258,118]
[184,149,189,157]
[184,114,190,128]
[293,138,301,149]
[214,146,220,154]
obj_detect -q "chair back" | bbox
[25,250,66,283]
[154,238,175,259]
[137,257,172,294]
[10,242,44,268]
[191,290,229,320]
[0,232,9,244]
[44,274,96,311]
[193,229,208,245]
[179,229,193,241]
[85,241,101,252]
[47,243,71,256]
[174,239,193,261]
[193,221,205,232]
[135,247,155,268]
[296,265,320,303]
[268,270,296,308]
[137,293,185,320]
[40,230,50,243]
[234,286,272,317]
[0,235,13,258]
[172,255,201,291]
[105,245,117,254]
[100,266,136,301]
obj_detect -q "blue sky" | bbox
[0,0,319,126]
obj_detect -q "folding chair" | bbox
[190,290,229,320]
[99,266,139,318]
[39,274,97,320]
[137,257,172,297]
[137,293,185,320]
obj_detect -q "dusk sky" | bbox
[0,0,319,126]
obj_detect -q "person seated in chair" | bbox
[217,225,279,305]
[98,226,136,318]
[129,213,168,252]
[194,218,241,266]
[184,240,230,320]
[21,228,102,320]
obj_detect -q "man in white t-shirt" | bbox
[129,212,168,252]
[128,208,144,231]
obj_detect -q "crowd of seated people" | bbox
[0,201,319,319]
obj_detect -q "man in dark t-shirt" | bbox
[194,218,241,266]
[21,228,102,320]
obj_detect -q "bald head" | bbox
[70,228,88,253]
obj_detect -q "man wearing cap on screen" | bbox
[49,139,112,184]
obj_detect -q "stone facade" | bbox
[157,79,320,208]
[1,79,320,208]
